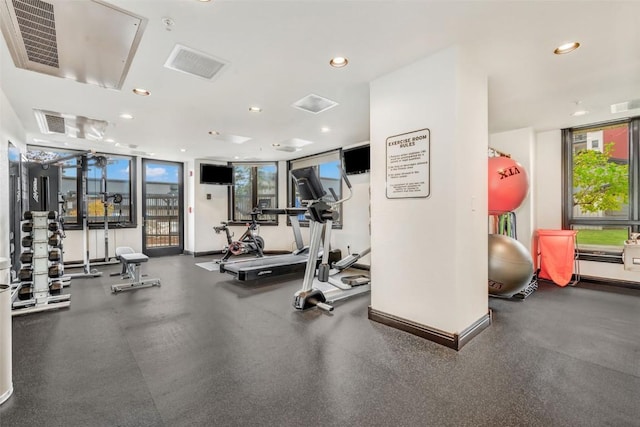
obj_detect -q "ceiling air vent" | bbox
[0,0,147,89]
[44,113,65,133]
[34,109,108,140]
[164,44,227,80]
[292,94,339,114]
[611,99,640,114]
[10,0,59,68]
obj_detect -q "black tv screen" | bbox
[200,163,233,185]
[343,145,370,175]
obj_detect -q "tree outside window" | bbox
[565,121,636,253]
[230,163,278,223]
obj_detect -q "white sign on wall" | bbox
[386,128,430,199]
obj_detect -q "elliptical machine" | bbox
[214,208,265,263]
[291,166,371,312]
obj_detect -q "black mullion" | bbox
[78,154,87,227]
[630,118,640,228]
[561,128,573,230]
[251,166,258,212]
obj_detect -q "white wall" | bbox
[489,128,535,251]
[0,88,26,261]
[193,159,231,254]
[186,160,195,253]
[534,130,563,230]
[370,46,488,334]
[62,228,141,262]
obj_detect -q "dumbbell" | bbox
[21,222,33,233]
[23,211,33,221]
[22,236,33,247]
[48,222,59,232]
[49,280,63,295]
[48,264,63,278]
[18,286,32,300]
[48,234,62,248]
[48,249,61,262]
[48,211,58,220]
[20,251,33,264]
[18,268,33,282]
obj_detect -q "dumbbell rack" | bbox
[12,211,71,316]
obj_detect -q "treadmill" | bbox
[219,208,319,281]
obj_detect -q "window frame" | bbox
[25,146,138,230]
[562,117,640,262]
[287,149,344,229]
[227,161,279,226]
[84,154,137,229]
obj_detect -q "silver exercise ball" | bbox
[488,234,534,296]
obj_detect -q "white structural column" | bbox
[368,46,489,350]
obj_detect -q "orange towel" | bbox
[534,230,578,287]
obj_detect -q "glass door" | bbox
[142,159,184,256]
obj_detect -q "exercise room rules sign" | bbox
[386,128,430,198]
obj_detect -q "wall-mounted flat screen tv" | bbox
[343,145,370,175]
[200,163,233,185]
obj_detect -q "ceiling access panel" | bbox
[0,0,147,89]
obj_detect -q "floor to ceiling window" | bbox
[563,117,640,261]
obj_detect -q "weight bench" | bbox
[111,247,161,293]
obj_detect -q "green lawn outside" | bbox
[575,229,628,246]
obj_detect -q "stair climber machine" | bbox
[291,166,371,312]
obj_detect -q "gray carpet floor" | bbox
[1,254,639,426]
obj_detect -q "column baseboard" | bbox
[368,307,491,351]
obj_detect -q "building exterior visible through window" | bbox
[563,118,639,259]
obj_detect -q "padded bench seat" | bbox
[111,247,161,293]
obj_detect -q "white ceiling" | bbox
[1,0,639,163]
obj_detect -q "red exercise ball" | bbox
[488,156,528,215]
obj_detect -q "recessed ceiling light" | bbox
[180,148,187,152]
[147,153,155,156]
[114,143,121,147]
[133,88,150,96]
[571,110,589,117]
[554,42,580,55]
[234,156,240,159]
[321,126,330,133]
[272,143,280,147]
[208,130,220,135]
[329,57,348,67]
[120,113,134,119]
[249,106,262,113]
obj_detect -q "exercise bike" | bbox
[214,210,265,263]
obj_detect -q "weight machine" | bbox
[60,154,124,277]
